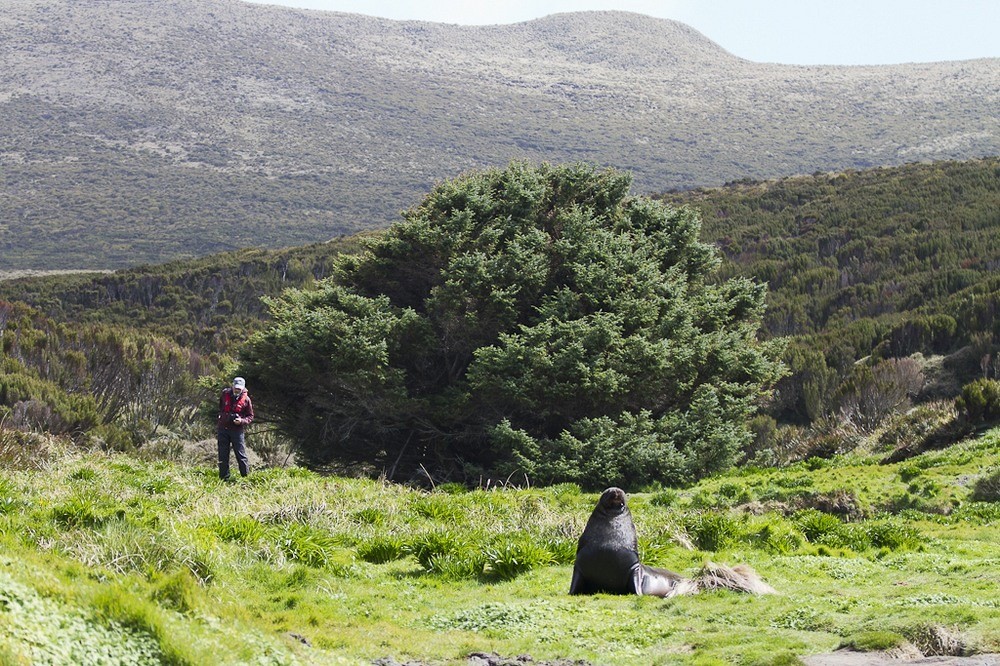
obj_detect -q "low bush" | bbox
[877,401,956,453]
[955,378,1000,426]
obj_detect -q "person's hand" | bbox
[232,416,242,424]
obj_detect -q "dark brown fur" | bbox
[569,487,774,598]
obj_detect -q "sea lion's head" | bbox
[597,487,628,514]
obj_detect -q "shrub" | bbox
[833,358,924,433]
[240,162,784,488]
[877,401,955,453]
[956,379,1000,425]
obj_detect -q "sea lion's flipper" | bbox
[569,565,584,595]
[639,565,700,598]
[631,562,644,596]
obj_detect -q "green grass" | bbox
[0,429,998,664]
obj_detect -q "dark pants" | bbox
[217,428,249,479]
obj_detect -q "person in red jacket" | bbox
[217,376,254,481]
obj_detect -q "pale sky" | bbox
[240,0,1000,65]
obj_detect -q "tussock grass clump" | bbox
[356,535,407,564]
[971,466,1000,502]
[204,515,268,545]
[50,495,126,529]
[405,530,484,579]
[0,477,22,515]
[791,509,924,553]
[274,523,341,569]
[150,568,202,615]
[484,535,555,581]
[538,534,577,565]
[839,630,909,652]
[793,509,844,544]
[70,518,215,582]
[411,495,465,522]
[0,426,54,470]
[683,512,746,551]
[902,623,968,657]
[352,507,387,525]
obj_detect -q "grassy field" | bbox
[1,428,997,665]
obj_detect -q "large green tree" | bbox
[240,163,784,488]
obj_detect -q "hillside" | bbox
[661,158,1000,339]
[3,158,998,442]
[2,0,998,269]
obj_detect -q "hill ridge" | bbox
[1,0,998,269]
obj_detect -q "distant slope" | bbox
[1,0,998,269]
[660,157,1000,340]
[0,238,360,353]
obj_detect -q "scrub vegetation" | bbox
[3,158,999,471]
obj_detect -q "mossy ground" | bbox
[1,429,997,665]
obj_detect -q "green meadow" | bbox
[1,427,997,665]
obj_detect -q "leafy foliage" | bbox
[661,157,1000,442]
[956,378,1000,426]
[240,162,784,487]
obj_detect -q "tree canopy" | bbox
[239,162,784,488]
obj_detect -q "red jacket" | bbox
[218,387,254,431]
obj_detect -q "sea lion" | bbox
[569,487,774,597]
